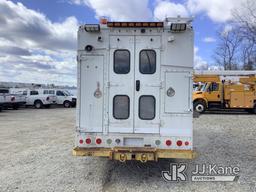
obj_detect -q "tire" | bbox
[63,101,71,108]
[13,104,19,110]
[45,105,50,109]
[253,104,256,114]
[34,100,43,109]
[193,100,206,113]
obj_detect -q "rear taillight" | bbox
[185,141,189,146]
[11,96,15,101]
[165,140,172,146]
[46,97,50,101]
[85,138,91,144]
[79,139,83,144]
[176,140,182,146]
[96,138,102,145]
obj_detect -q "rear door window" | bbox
[114,50,130,74]
[139,95,155,120]
[139,50,156,74]
[113,95,130,119]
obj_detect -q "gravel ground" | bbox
[0,108,255,192]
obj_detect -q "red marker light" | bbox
[166,140,172,146]
[176,140,182,146]
[85,138,91,144]
[96,138,102,145]
[79,139,83,144]
[185,141,189,146]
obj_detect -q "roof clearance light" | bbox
[84,24,100,32]
[107,22,163,28]
[170,23,186,32]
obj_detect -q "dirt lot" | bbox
[0,108,255,192]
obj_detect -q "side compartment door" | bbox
[134,36,161,133]
[164,71,191,113]
[108,36,134,133]
[80,55,104,132]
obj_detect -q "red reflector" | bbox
[96,138,102,145]
[166,140,172,146]
[79,139,83,144]
[185,141,189,146]
[85,138,91,144]
[177,140,182,146]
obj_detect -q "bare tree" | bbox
[213,0,256,70]
[214,29,242,70]
[232,0,256,69]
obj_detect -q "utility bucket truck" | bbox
[73,17,196,162]
[193,71,256,113]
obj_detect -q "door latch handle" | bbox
[136,80,140,91]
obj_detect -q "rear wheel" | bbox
[13,104,19,110]
[45,104,50,109]
[34,100,43,109]
[253,104,256,114]
[63,101,71,108]
[194,100,206,113]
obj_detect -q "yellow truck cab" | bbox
[193,75,222,112]
[193,81,223,112]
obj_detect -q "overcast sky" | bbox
[0,0,247,85]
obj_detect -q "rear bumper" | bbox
[73,147,197,162]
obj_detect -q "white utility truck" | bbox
[0,88,26,109]
[73,17,196,162]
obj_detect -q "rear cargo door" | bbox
[134,36,161,133]
[108,36,134,133]
[80,55,104,132]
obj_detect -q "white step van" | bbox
[73,17,196,162]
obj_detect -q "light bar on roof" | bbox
[170,23,186,32]
[84,24,100,32]
[107,22,164,28]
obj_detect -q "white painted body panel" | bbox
[76,18,194,150]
